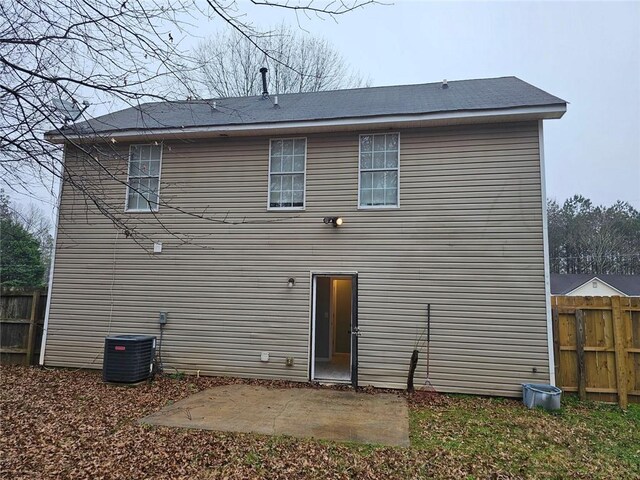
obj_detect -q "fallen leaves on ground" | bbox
[1,365,638,479]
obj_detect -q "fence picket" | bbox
[552,295,639,408]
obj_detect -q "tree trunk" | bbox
[407,349,419,392]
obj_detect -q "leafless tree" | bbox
[191,24,367,98]
[0,0,374,250]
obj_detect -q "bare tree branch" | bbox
[0,0,373,251]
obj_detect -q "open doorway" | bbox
[311,274,357,385]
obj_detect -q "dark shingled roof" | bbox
[58,76,566,136]
[550,274,640,296]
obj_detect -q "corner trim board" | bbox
[539,120,556,386]
[39,146,66,365]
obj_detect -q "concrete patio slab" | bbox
[140,384,410,447]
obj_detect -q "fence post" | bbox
[551,304,561,385]
[611,296,628,409]
[575,309,586,401]
[26,289,39,366]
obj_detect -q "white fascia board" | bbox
[45,104,567,144]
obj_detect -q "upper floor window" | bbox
[126,144,162,212]
[269,138,306,209]
[359,133,399,208]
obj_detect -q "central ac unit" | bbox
[103,335,156,383]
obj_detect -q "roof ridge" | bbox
[157,76,522,105]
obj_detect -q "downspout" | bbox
[39,145,66,366]
[538,120,556,386]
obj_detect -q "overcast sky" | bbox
[14,1,640,218]
[233,0,639,209]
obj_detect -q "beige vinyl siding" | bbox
[45,121,549,396]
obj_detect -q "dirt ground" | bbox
[1,365,638,479]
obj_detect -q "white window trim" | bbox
[125,143,163,213]
[267,137,307,211]
[357,132,401,209]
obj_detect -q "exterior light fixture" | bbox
[287,278,295,288]
[323,216,344,228]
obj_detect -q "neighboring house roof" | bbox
[47,76,566,141]
[550,274,640,296]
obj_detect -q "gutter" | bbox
[45,104,567,143]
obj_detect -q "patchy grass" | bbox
[1,365,638,479]
[410,393,640,479]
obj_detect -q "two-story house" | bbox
[41,76,566,396]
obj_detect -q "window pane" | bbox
[386,133,399,151]
[281,189,293,207]
[138,177,150,196]
[373,152,385,169]
[148,178,159,196]
[360,135,372,153]
[293,155,305,172]
[360,188,373,206]
[372,188,385,205]
[385,150,398,168]
[293,190,304,206]
[149,160,161,176]
[361,152,372,169]
[386,171,398,188]
[282,155,293,172]
[385,188,398,205]
[135,178,148,210]
[292,174,304,191]
[361,172,372,189]
[294,139,305,155]
[270,155,282,173]
[283,139,294,155]
[128,178,140,210]
[129,160,142,177]
[139,161,150,175]
[148,181,159,207]
[139,145,151,161]
[373,135,385,152]
[127,189,138,211]
[150,144,162,160]
[270,175,281,192]
[130,145,140,161]
[372,171,385,189]
[271,140,282,156]
[270,191,281,207]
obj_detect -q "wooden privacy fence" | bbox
[0,287,47,365]
[552,295,640,408]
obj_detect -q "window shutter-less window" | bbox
[359,133,399,207]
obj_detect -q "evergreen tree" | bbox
[548,195,640,275]
[0,193,47,287]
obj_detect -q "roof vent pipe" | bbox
[273,95,279,108]
[260,67,268,98]
[442,79,448,89]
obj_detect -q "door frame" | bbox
[309,271,358,387]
